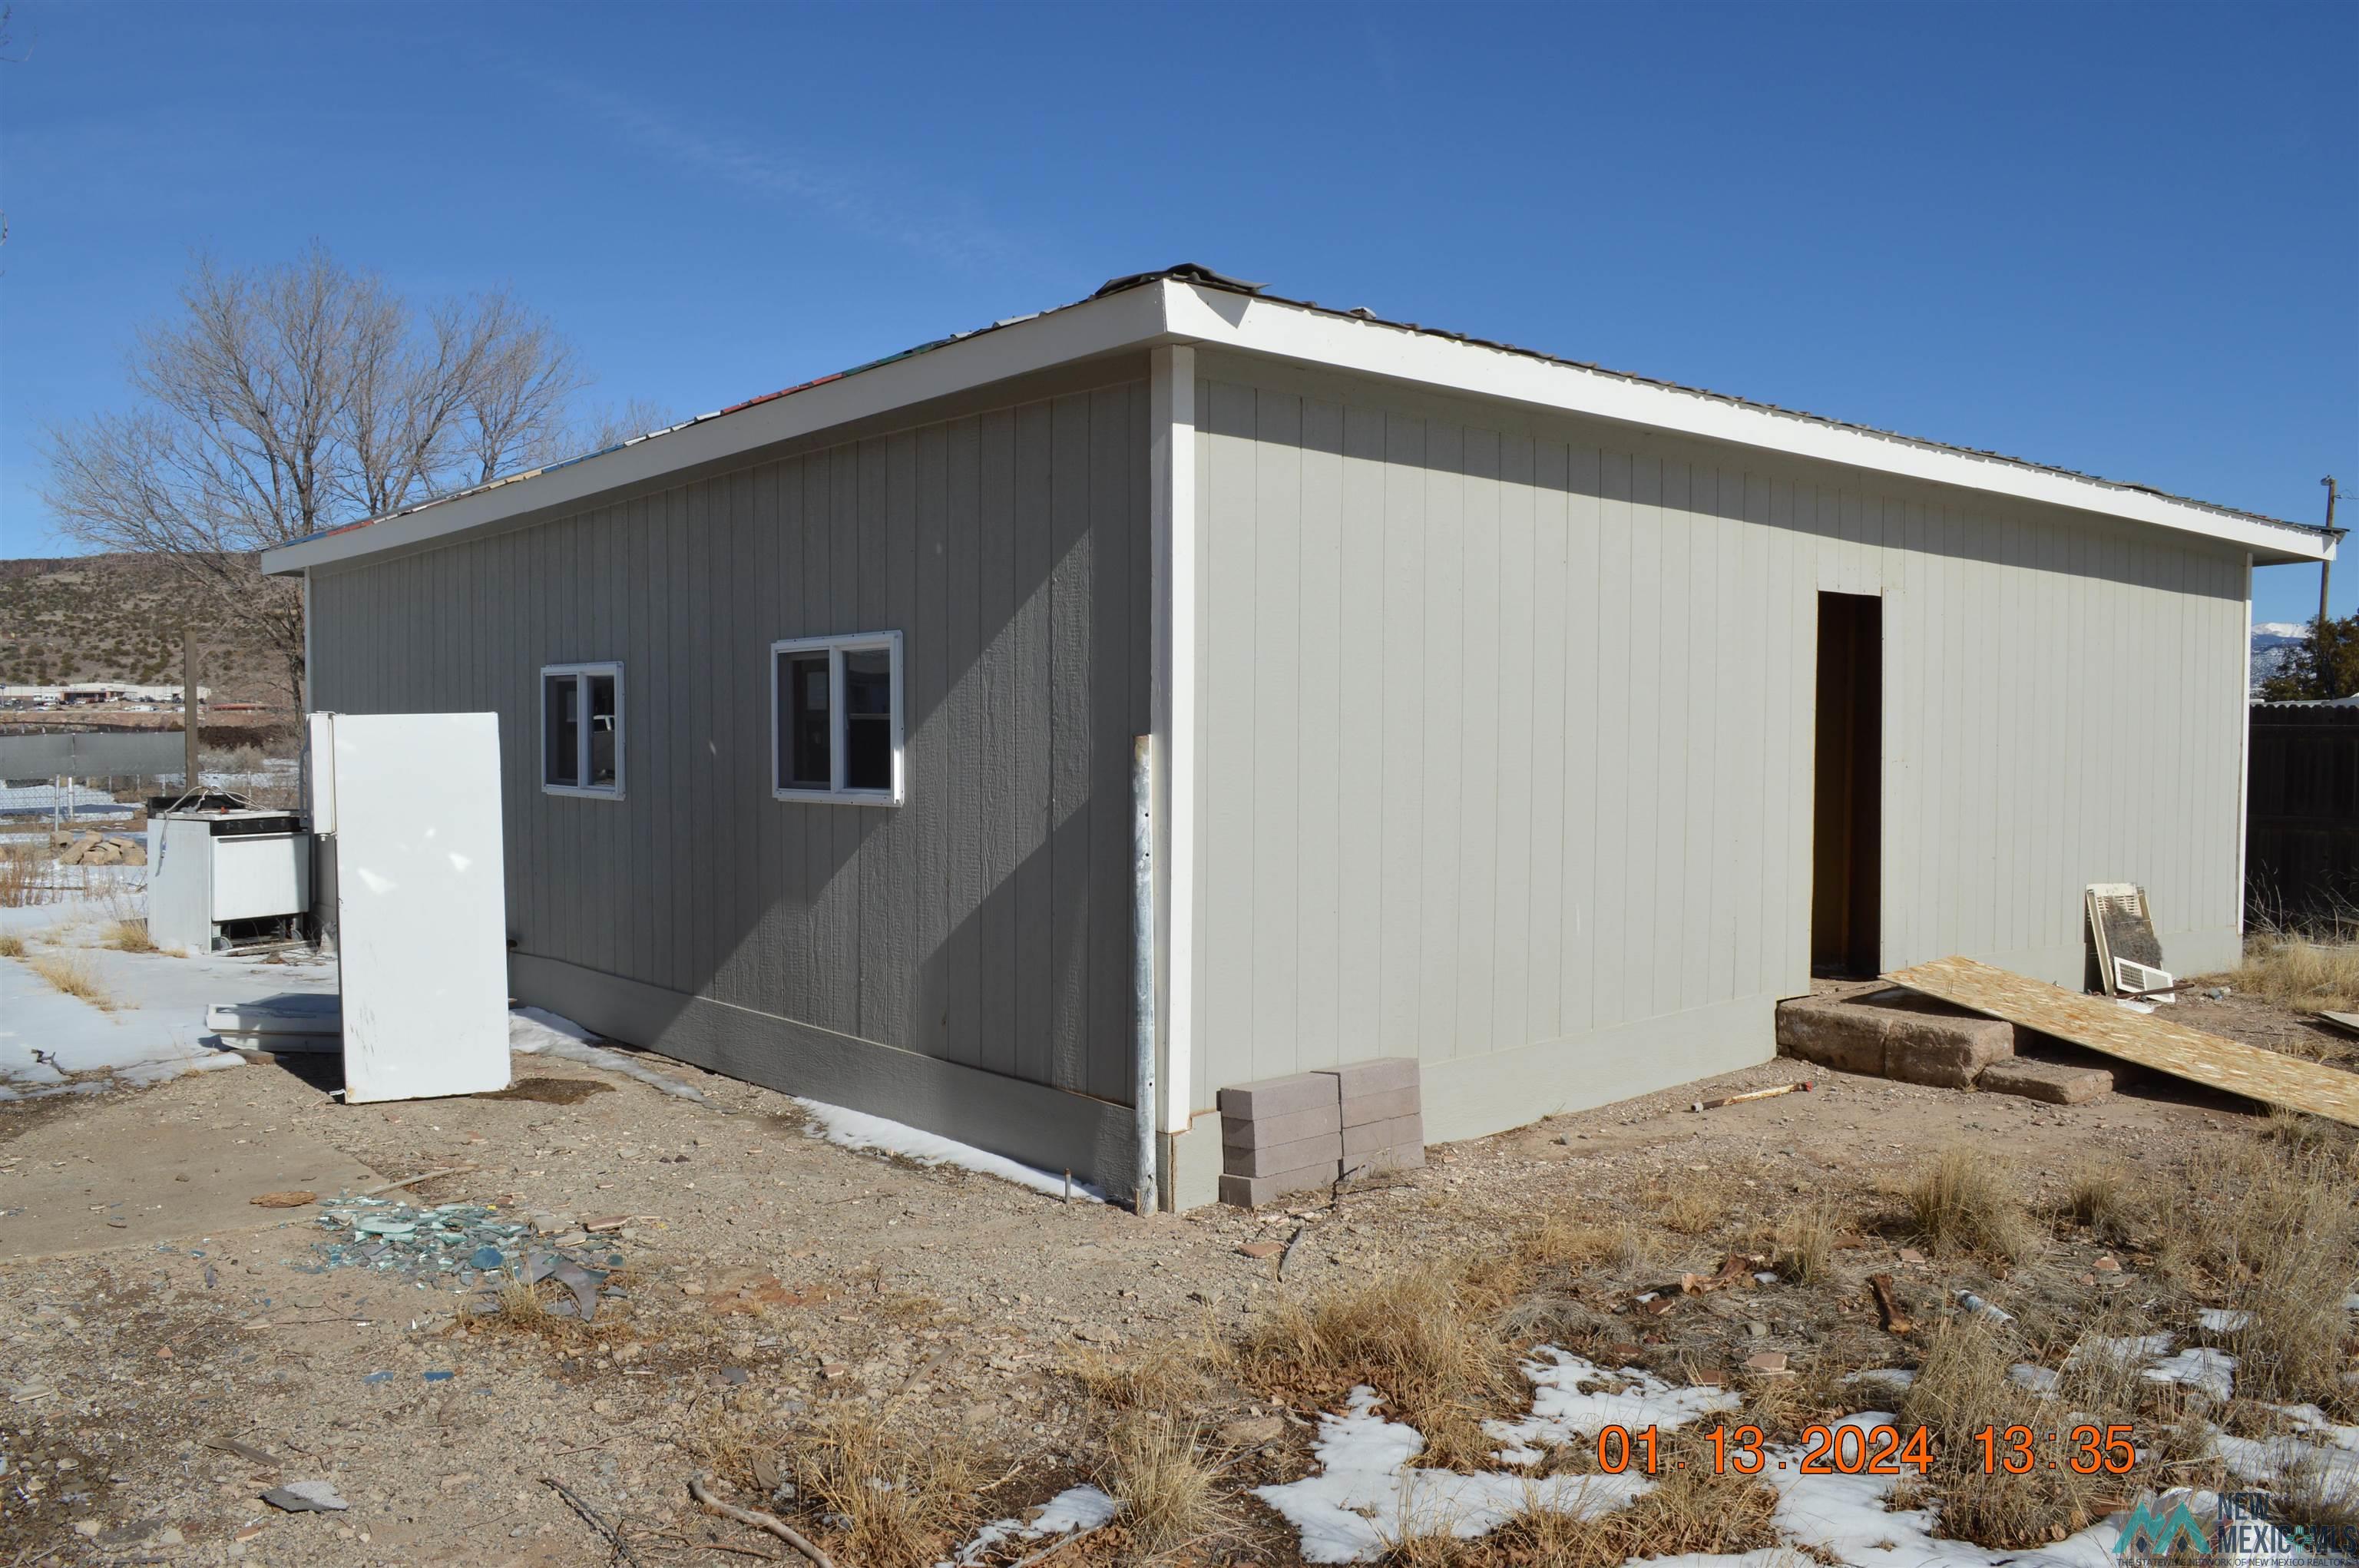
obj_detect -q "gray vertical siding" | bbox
[309,380,1153,1149]
[1187,356,2249,1135]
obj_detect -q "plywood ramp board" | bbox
[1886,956,2359,1129]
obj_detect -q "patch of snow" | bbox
[792,1098,1103,1202]
[1255,1387,1650,1563]
[1764,1414,2125,1567]
[2074,1332,2176,1368]
[2143,1346,2235,1402]
[508,1007,706,1102]
[1842,1368,1916,1391]
[1,921,336,1096]
[2212,1429,2359,1494]
[2197,1308,2252,1333]
[1487,1351,1741,1464]
[2343,1293,2359,1312]
[2010,1364,2060,1395]
[940,1484,1118,1566]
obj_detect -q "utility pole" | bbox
[2322,478,2343,700]
[183,628,200,796]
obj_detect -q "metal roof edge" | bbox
[264,264,2332,574]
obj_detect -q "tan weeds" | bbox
[2231,935,2359,1013]
[1908,1146,2035,1262]
[0,933,23,959]
[1104,1414,1231,1560]
[29,951,110,1009]
[1242,1261,1517,1470]
[106,919,157,954]
[786,1404,978,1568]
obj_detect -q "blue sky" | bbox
[2,0,2351,622]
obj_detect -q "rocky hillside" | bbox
[0,553,291,704]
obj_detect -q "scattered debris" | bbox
[1238,1241,1285,1261]
[689,1470,835,1567]
[260,1479,348,1513]
[1868,1272,1913,1335]
[308,1195,627,1310]
[543,1474,649,1568]
[1743,1351,1792,1375]
[1888,955,2359,1127]
[1956,1290,2013,1324]
[1690,1080,1811,1112]
[249,1190,317,1209]
[205,1437,283,1469]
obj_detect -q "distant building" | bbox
[266,264,2337,1206]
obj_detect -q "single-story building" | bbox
[262,264,2334,1208]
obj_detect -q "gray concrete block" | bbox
[1776,995,2014,1087]
[1342,1113,1422,1157]
[1222,1102,1342,1150]
[1882,1014,2013,1089]
[1338,1085,1419,1126]
[1977,1057,2113,1105]
[1343,1143,1425,1178]
[1318,1057,1419,1097]
[1217,1073,1338,1121]
[1225,1130,1346,1178]
[1220,1163,1339,1209]
[1775,997,1888,1075]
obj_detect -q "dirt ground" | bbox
[0,978,2351,1566]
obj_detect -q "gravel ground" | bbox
[0,987,2341,1566]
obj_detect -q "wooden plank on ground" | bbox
[1885,956,2359,1129]
[2318,1011,2359,1040]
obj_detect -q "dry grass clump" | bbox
[1898,1318,2116,1548]
[1242,1261,1517,1469]
[29,951,111,1010]
[2232,934,2359,1012]
[1515,1212,1644,1275]
[1907,1146,2035,1262]
[1649,1177,1725,1236]
[0,933,24,959]
[106,919,157,953]
[2059,1159,2136,1243]
[1775,1194,1838,1284]
[1103,1414,1230,1560]
[786,1404,978,1567]
[1485,1425,1782,1566]
[0,844,56,908]
[1070,1324,1223,1411]
[2202,1149,2359,1411]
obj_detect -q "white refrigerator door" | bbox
[330,713,511,1102]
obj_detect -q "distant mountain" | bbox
[2251,621,2308,693]
[0,553,287,704]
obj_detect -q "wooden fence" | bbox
[2247,703,2359,928]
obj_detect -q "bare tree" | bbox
[41,244,587,703]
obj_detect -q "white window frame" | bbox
[540,660,625,799]
[769,631,905,806]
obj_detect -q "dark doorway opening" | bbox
[1811,592,1882,977]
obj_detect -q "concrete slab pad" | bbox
[0,1113,380,1262]
[1977,1057,2114,1105]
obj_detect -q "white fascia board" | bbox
[1157,283,2331,565]
[262,284,1180,576]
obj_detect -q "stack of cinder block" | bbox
[1216,1057,1424,1208]
[1328,1057,1423,1181]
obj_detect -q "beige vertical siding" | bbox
[1187,354,2248,1136]
[309,379,1152,1118]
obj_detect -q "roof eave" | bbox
[1158,283,2332,566]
